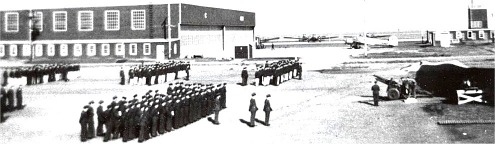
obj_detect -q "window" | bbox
[131,10,146,30]
[455,31,462,39]
[143,43,151,55]
[105,10,120,31]
[479,31,485,39]
[47,44,55,56]
[0,45,5,57]
[73,44,83,56]
[9,45,18,56]
[240,16,244,22]
[60,44,68,56]
[470,21,483,29]
[78,11,93,31]
[35,44,43,56]
[22,45,31,56]
[129,43,137,55]
[5,12,19,32]
[34,12,43,31]
[101,44,110,56]
[467,31,474,39]
[115,44,125,56]
[53,11,67,31]
[86,44,96,56]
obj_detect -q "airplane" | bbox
[283,34,339,42]
[345,33,399,49]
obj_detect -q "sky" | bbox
[0,0,493,36]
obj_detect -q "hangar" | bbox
[0,3,255,61]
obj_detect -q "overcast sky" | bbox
[0,0,493,36]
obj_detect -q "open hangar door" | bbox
[180,25,223,58]
[224,26,254,59]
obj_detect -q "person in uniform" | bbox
[213,96,221,125]
[128,68,135,85]
[103,105,112,142]
[7,86,14,111]
[2,69,8,86]
[372,81,380,106]
[16,85,23,110]
[79,106,89,142]
[87,101,96,139]
[249,93,258,127]
[0,90,3,122]
[112,105,121,139]
[408,77,417,98]
[185,62,191,80]
[241,67,248,86]
[120,67,125,85]
[263,94,273,126]
[96,100,105,136]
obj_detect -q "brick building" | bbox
[0,3,255,61]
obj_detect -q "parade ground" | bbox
[1,46,494,144]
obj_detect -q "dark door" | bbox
[234,46,248,58]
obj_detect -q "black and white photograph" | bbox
[0,0,494,143]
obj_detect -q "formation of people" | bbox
[79,82,227,142]
[0,85,25,122]
[1,64,80,86]
[122,61,191,86]
[245,60,302,86]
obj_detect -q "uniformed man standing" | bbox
[16,85,24,110]
[128,68,135,85]
[80,106,89,142]
[241,67,248,86]
[249,93,258,127]
[372,81,380,106]
[120,67,125,85]
[263,94,273,126]
[96,100,105,136]
[0,92,3,122]
[103,105,112,142]
[7,86,15,111]
[87,101,96,139]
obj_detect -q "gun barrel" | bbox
[373,75,390,84]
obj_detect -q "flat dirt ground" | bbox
[0,45,494,144]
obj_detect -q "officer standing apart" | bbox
[249,93,258,127]
[263,94,273,126]
[120,67,125,85]
[241,67,248,86]
[371,81,380,106]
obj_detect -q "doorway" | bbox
[234,46,248,58]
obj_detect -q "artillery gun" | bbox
[373,75,411,100]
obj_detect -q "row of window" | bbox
[0,43,151,57]
[454,30,493,39]
[4,10,146,32]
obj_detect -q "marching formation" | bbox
[0,85,24,122]
[123,61,191,86]
[253,60,302,86]
[79,82,227,142]
[1,64,80,86]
